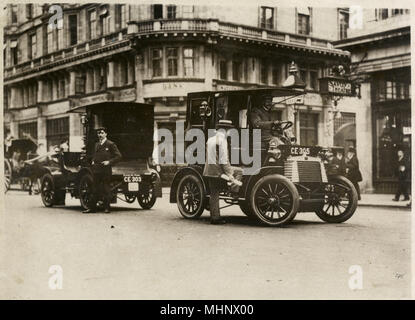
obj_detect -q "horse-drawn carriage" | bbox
[170,88,358,226]
[4,138,39,193]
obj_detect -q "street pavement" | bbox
[0,190,412,300]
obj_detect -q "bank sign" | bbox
[319,77,354,96]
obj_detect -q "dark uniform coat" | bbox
[250,107,274,145]
[92,139,122,175]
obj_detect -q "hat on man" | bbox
[215,119,234,129]
[95,127,108,133]
[348,147,356,153]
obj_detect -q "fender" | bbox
[147,168,163,198]
[242,165,284,199]
[169,165,206,203]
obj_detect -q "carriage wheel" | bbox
[315,176,358,223]
[137,184,156,209]
[176,174,205,219]
[250,174,299,226]
[4,159,12,193]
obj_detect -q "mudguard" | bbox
[169,166,206,203]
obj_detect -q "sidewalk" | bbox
[164,188,411,210]
[358,194,411,210]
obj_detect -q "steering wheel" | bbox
[271,121,293,136]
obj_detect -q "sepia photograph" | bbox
[0,0,412,302]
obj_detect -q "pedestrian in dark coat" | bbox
[83,127,122,213]
[344,147,362,201]
[331,150,346,175]
[393,149,410,201]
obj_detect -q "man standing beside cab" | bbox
[203,120,241,225]
[83,127,122,214]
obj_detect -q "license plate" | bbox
[128,183,139,192]
[289,146,311,156]
[123,175,142,183]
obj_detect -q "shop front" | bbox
[371,69,411,193]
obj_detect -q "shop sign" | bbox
[319,77,354,96]
[274,95,304,105]
[403,126,411,135]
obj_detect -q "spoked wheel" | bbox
[40,174,55,207]
[124,194,136,203]
[250,174,299,226]
[176,175,205,219]
[137,184,156,209]
[4,159,12,193]
[79,174,95,210]
[315,175,358,223]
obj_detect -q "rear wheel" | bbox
[176,174,205,219]
[40,174,55,207]
[315,176,358,223]
[4,159,12,193]
[137,184,156,209]
[79,174,95,210]
[250,174,299,226]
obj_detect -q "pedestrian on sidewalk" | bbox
[344,147,362,201]
[393,149,410,202]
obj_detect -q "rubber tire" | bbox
[40,173,56,207]
[315,175,358,223]
[176,174,205,219]
[250,174,299,227]
[239,200,254,218]
[79,174,95,211]
[137,184,157,209]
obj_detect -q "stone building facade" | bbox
[4,4,351,166]
[335,8,411,193]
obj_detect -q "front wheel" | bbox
[137,184,156,209]
[4,159,12,193]
[176,174,205,219]
[250,174,299,226]
[315,176,358,223]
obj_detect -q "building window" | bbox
[46,117,69,150]
[339,11,348,40]
[183,48,194,77]
[376,9,389,20]
[153,4,163,19]
[115,4,127,29]
[297,7,311,35]
[167,47,178,76]
[374,79,411,102]
[98,65,107,90]
[11,5,18,23]
[26,4,33,19]
[167,5,176,19]
[272,65,279,85]
[75,72,86,94]
[11,45,18,66]
[260,7,274,29]
[58,79,66,98]
[233,59,242,82]
[47,26,54,53]
[219,60,227,80]
[260,60,268,84]
[182,5,194,18]
[300,113,318,145]
[29,35,37,62]
[88,10,97,39]
[19,122,38,140]
[120,60,129,85]
[69,15,78,46]
[152,48,162,77]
